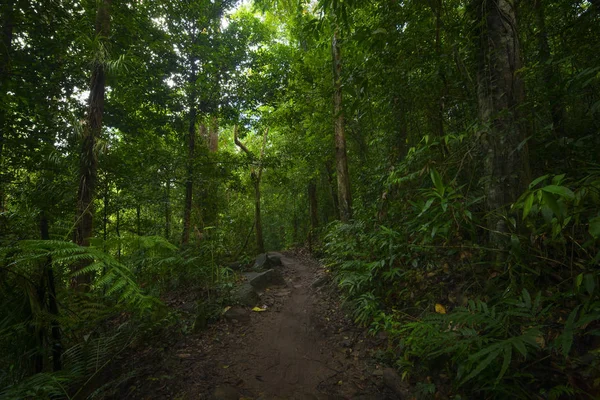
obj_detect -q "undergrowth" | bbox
[323,136,600,399]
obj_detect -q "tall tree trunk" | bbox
[234,125,268,253]
[0,0,14,165]
[332,28,352,223]
[253,173,264,253]
[74,0,111,286]
[308,180,318,231]
[40,212,62,372]
[534,0,565,139]
[324,161,339,219]
[165,178,171,239]
[182,63,198,246]
[474,0,530,251]
[0,0,14,219]
[308,180,318,252]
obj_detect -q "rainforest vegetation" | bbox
[1,0,600,398]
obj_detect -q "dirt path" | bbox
[124,252,393,400]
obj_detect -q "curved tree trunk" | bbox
[474,0,530,252]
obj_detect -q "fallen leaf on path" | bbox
[252,306,267,312]
[435,303,447,314]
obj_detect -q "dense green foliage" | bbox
[1,0,599,398]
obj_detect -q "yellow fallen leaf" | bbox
[222,306,231,315]
[435,303,447,314]
[252,307,266,312]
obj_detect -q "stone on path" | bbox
[253,252,283,270]
[249,269,286,291]
[223,307,251,324]
[233,283,260,307]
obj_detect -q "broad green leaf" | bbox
[561,305,580,357]
[541,191,562,219]
[584,274,595,295]
[523,193,534,219]
[430,168,445,196]
[529,174,549,189]
[589,216,600,239]
[541,185,574,200]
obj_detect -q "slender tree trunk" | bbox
[474,0,529,250]
[308,180,318,231]
[0,0,14,218]
[324,161,339,219]
[73,0,111,286]
[136,204,141,236]
[332,28,352,222]
[165,178,171,239]
[0,0,14,165]
[253,173,264,253]
[116,206,121,260]
[40,212,61,372]
[534,0,565,139]
[234,125,268,253]
[103,182,108,251]
[182,63,198,246]
[432,0,448,155]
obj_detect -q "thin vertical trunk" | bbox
[116,207,121,260]
[0,0,14,165]
[324,162,339,219]
[253,174,264,253]
[332,28,352,222]
[165,179,171,239]
[534,0,565,139]
[182,63,198,246]
[432,0,447,155]
[103,183,108,251]
[0,0,14,219]
[234,125,268,253]
[73,0,111,286]
[40,212,61,372]
[308,180,318,231]
[474,0,529,250]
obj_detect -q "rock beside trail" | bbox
[253,252,283,270]
[267,253,282,266]
[311,275,329,289]
[249,269,286,291]
[383,367,406,398]
[223,307,251,324]
[233,283,260,307]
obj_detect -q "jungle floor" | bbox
[114,251,407,400]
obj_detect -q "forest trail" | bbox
[127,253,394,400]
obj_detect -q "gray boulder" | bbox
[249,269,286,291]
[233,283,260,307]
[253,253,269,269]
[267,253,283,266]
[223,307,251,324]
